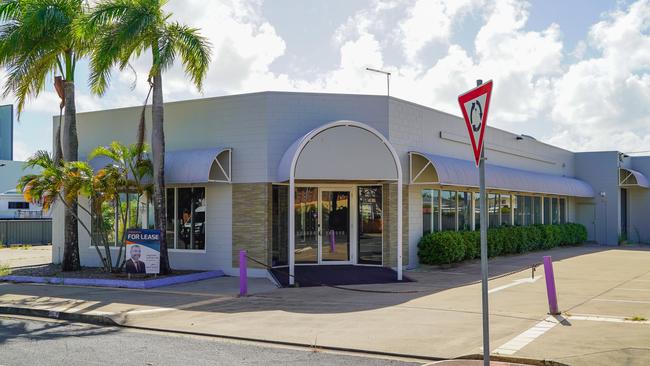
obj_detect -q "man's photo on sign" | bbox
[125,245,146,274]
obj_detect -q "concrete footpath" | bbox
[1,245,650,365]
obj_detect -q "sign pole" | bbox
[457,78,493,365]
[477,79,490,366]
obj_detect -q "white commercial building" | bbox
[50,92,648,280]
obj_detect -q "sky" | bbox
[6,0,650,160]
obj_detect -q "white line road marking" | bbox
[568,314,650,325]
[494,316,559,355]
[488,276,542,294]
[593,298,650,304]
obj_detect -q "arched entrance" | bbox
[278,120,403,284]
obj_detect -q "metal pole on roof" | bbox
[365,67,391,97]
[477,79,490,366]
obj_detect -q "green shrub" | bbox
[418,223,587,265]
[418,231,466,264]
[460,231,480,260]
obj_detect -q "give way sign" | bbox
[458,80,493,166]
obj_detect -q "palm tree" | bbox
[86,0,211,274]
[0,0,90,271]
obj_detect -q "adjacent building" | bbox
[49,92,649,281]
[0,104,12,161]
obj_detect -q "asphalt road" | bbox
[0,316,424,366]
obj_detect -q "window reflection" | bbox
[489,193,499,228]
[533,196,542,224]
[272,185,289,266]
[359,186,382,265]
[422,189,440,234]
[500,194,511,226]
[441,190,456,231]
[458,192,471,231]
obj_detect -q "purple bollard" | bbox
[543,256,559,315]
[239,250,248,297]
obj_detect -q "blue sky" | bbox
[7,0,650,160]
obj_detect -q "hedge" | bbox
[418,223,587,265]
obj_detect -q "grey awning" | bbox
[90,147,231,184]
[410,152,594,197]
[620,168,650,188]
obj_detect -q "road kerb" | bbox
[0,304,564,366]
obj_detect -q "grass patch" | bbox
[625,315,648,322]
[9,244,32,250]
[0,263,11,276]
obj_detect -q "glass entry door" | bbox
[320,190,351,263]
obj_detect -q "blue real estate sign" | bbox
[125,229,161,274]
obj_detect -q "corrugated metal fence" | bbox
[0,220,52,245]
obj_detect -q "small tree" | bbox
[90,141,152,269]
[19,145,152,272]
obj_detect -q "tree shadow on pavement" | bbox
[0,317,119,345]
[1,244,648,316]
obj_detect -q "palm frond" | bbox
[161,22,211,91]
[0,0,20,21]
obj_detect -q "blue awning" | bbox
[89,147,231,184]
[410,152,594,197]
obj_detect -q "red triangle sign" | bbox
[458,80,493,167]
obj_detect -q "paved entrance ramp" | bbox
[270,265,413,287]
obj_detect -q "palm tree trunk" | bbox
[61,80,80,271]
[53,113,64,164]
[151,72,170,274]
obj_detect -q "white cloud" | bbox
[399,0,481,62]
[550,0,650,151]
[9,0,650,158]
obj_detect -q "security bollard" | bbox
[239,250,247,297]
[543,256,559,315]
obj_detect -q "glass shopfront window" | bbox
[420,190,568,232]
[500,194,512,226]
[544,197,551,224]
[295,187,318,263]
[515,195,532,226]
[489,193,499,228]
[552,197,560,224]
[272,185,289,266]
[441,190,457,231]
[166,187,206,250]
[533,196,542,224]
[99,193,145,247]
[514,195,523,226]
[524,196,532,225]
[474,192,481,230]
[422,189,440,234]
[458,192,471,231]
